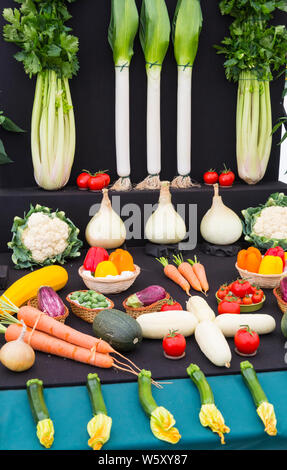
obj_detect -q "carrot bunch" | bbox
[0,298,141,377]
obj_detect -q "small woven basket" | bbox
[273,287,287,315]
[78,265,141,295]
[27,297,69,323]
[66,290,114,324]
[235,263,283,289]
[123,293,171,319]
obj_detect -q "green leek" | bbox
[172,0,202,188]
[108,0,139,191]
[136,0,170,190]
[3,0,79,191]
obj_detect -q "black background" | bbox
[0,0,285,189]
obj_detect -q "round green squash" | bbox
[281,312,287,338]
[92,308,143,352]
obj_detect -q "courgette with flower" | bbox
[240,361,277,436]
[86,373,112,451]
[186,363,230,444]
[138,369,181,444]
[26,378,54,449]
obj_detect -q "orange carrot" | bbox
[17,305,114,354]
[173,254,202,293]
[5,323,114,368]
[187,256,209,294]
[156,257,191,296]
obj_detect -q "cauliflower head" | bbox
[8,204,82,269]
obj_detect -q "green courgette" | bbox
[137,369,181,444]
[186,363,230,445]
[240,361,277,436]
[86,373,112,450]
[26,379,54,449]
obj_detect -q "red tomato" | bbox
[88,172,110,191]
[218,300,241,314]
[230,279,252,298]
[242,296,253,305]
[252,290,264,304]
[234,326,260,355]
[161,300,183,311]
[219,166,235,187]
[162,330,186,357]
[77,171,91,190]
[203,170,218,185]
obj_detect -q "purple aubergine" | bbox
[280,277,287,302]
[126,285,166,308]
[37,286,66,317]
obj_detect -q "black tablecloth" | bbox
[0,246,285,390]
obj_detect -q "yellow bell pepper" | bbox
[258,255,283,275]
[94,261,119,277]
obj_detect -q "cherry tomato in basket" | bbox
[234,326,260,355]
[230,279,252,298]
[203,170,218,185]
[252,289,264,304]
[162,330,186,358]
[218,300,241,314]
[242,296,253,305]
[216,286,230,300]
[161,299,183,311]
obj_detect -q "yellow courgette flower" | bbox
[87,414,112,450]
[257,402,277,436]
[150,406,181,444]
[36,418,54,449]
[199,404,230,445]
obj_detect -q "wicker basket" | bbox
[78,264,141,295]
[66,290,114,323]
[235,262,284,289]
[273,287,287,315]
[123,293,171,319]
[27,297,69,323]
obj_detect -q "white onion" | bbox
[0,322,35,372]
[145,181,186,244]
[85,188,126,249]
[200,184,242,245]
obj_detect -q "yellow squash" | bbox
[0,265,68,308]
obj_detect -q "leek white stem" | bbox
[115,66,131,178]
[177,66,192,176]
[146,66,162,176]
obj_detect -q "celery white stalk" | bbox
[172,0,202,188]
[236,71,272,184]
[136,0,170,190]
[108,0,139,191]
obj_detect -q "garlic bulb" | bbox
[200,184,242,245]
[145,181,186,244]
[85,188,126,249]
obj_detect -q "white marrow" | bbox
[214,314,276,337]
[136,310,198,339]
[195,320,232,367]
[186,296,216,322]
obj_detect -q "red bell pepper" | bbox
[83,247,109,272]
[265,246,285,266]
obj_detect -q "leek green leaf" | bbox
[172,0,202,67]
[108,0,139,66]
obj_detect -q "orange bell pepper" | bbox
[109,249,134,273]
[237,247,262,273]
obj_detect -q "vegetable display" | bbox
[68,290,110,310]
[171,0,202,189]
[8,204,82,269]
[0,265,68,307]
[242,193,287,250]
[216,279,265,311]
[86,373,112,451]
[240,361,277,436]
[77,170,110,192]
[0,109,25,165]
[136,0,170,190]
[200,184,243,246]
[186,363,230,444]
[85,188,126,249]
[26,378,54,448]
[3,0,79,190]
[156,257,191,295]
[145,181,187,244]
[215,1,287,185]
[108,0,139,191]
[138,369,181,444]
